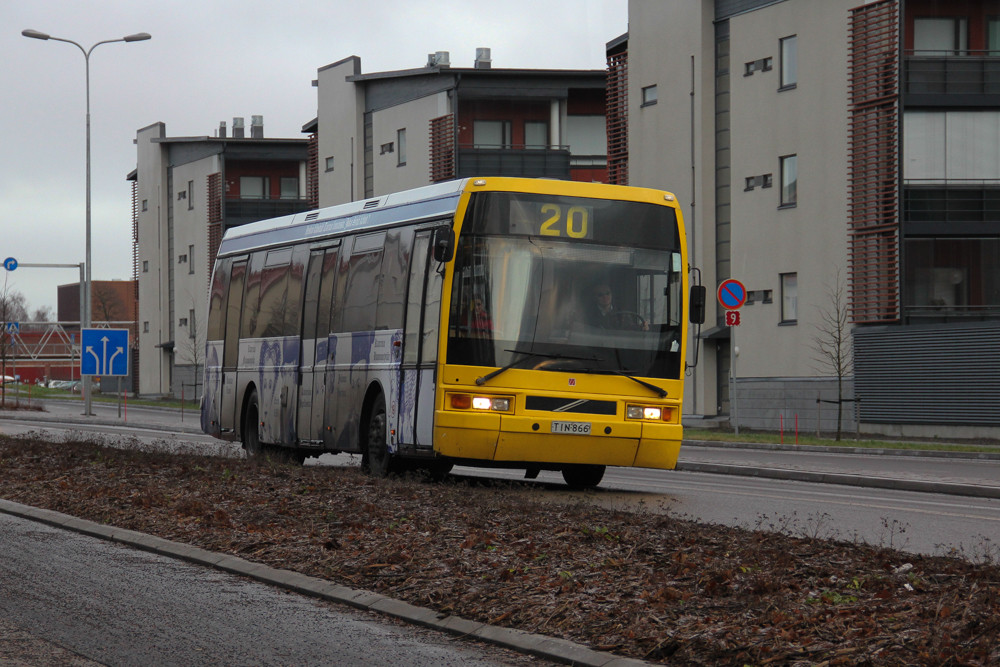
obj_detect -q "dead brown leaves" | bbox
[1,435,999,665]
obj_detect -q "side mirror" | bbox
[689,285,706,324]
[432,226,455,262]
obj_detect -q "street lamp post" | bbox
[22,28,150,416]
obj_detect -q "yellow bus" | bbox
[202,177,705,487]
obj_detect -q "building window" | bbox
[744,57,772,76]
[178,254,188,264]
[141,199,148,212]
[780,154,798,207]
[744,174,773,191]
[240,176,266,200]
[179,317,188,327]
[280,177,298,200]
[188,245,195,275]
[187,180,194,210]
[143,321,149,333]
[142,260,149,273]
[781,273,798,324]
[780,35,797,89]
[989,18,1000,55]
[525,121,548,149]
[189,309,196,338]
[641,85,658,106]
[325,156,335,172]
[397,128,407,166]
[473,120,512,148]
[380,141,394,155]
[914,17,968,55]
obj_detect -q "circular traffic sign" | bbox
[717,278,747,310]
[3,257,16,271]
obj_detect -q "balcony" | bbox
[903,183,1000,236]
[224,197,311,228]
[456,144,571,180]
[903,51,1000,106]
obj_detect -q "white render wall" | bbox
[370,92,449,197]
[168,157,218,371]
[135,123,171,396]
[725,0,852,380]
[317,57,366,206]
[628,0,856,418]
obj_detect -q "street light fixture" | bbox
[22,28,151,416]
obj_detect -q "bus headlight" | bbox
[449,393,512,412]
[626,404,672,421]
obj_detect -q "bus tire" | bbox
[561,464,605,489]
[362,393,394,477]
[242,389,264,458]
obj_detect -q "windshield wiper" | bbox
[572,367,668,399]
[475,350,598,386]
[475,349,540,385]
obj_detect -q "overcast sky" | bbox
[2,0,628,317]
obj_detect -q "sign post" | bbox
[718,279,746,435]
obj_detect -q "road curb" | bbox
[0,498,649,667]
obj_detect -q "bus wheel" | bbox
[561,464,605,489]
[363,394,393,477]
[243,389,264,458]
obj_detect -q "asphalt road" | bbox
[0,511,549,666]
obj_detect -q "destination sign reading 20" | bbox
[483,192,680,251]
[533,203,594,239]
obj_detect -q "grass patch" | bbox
[684,428,1000,455]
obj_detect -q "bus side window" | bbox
[241,252,265,339]
[404,231,431,364]
[206,258,231,342]
[341,232,385,333]
[224,260,247,369]
[317,248,340,336]
[258,248,293,338]
[375,227,410,330]
[285,246,309,336]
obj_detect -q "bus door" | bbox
[220,258,248,434]
[297,243,340,442]
[400,229,444,447]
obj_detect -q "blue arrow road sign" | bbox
[81,328,129,377]
[3,257,17,271]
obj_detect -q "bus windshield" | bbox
[447,192,684,380]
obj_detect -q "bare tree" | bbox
[811,269,854,440]
[32,305,53,323]
[175,290,207,401]
[93,284,125,323]
[0,283,29,406]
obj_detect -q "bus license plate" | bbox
[550,421,591,435]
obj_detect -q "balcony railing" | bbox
[904,51,1000,104]
[903,182,1000,234]
[224,198,311,227]
[456,144,571,180]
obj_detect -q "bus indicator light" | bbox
[450,394,472,409]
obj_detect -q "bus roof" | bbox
[216,177,681,257]
[217,179,471,257]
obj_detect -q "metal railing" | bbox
[904,50,1000,98]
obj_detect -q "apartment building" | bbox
[312,50,608,206]
[131,119,310,396]
[618,0,1000,438]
